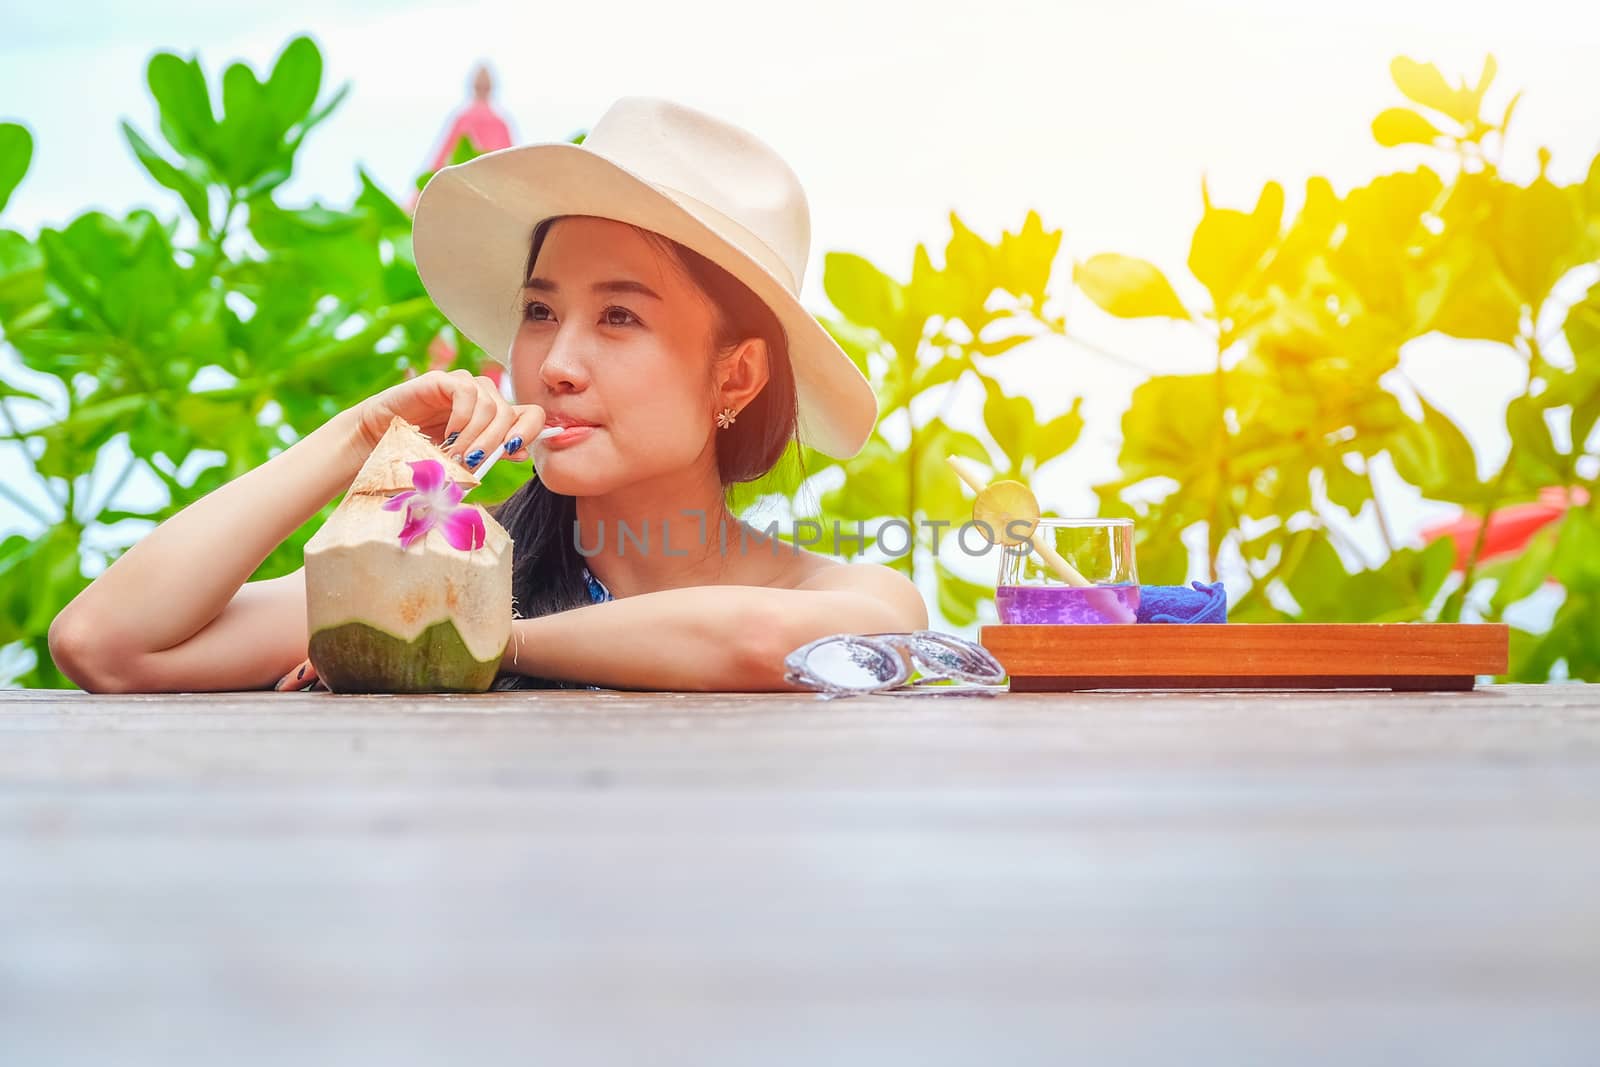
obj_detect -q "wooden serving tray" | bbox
[979,623,1510,691]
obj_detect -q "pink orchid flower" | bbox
[382,459,486,551]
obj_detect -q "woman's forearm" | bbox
[500,580,918,692]
[54,406,371,655]
[501,585,782,691]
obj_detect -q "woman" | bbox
[47,96,928,693]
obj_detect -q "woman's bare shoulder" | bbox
[787,554,929,629]
[725,522,923,617]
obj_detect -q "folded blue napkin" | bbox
[1135,580,1228,623]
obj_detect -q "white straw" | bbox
[468,424,565,483]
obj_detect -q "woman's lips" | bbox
[541,424,597,447]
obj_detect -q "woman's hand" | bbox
[274,656,322,692]
[352,368,545,470]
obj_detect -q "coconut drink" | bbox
[304,416,513,693]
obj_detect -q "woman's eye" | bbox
[520,302,638,327]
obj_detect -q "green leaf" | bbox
[1372,107,1444,148]
[970,332,1033,359]
[910,352,972,395]
[980,376,1035,472]
[120,121,211,232]
[818,313,880,382]
[264,35,323,136]
[356,167,412,232]
[1332,167,1444,329]
[1548,508,1600,591]
[1556,282,1600,448]
[0,228,46,311]
[1490,176,1584,307]
[295,82,350,150]
[1414,536,1457,608]
[1035,397,1085,463]
[217,61,275,188]
[33,394,150,479]
[38,210,183,344]
[1287,535,1451,622]
[1426,253,1523,345]
[1322,455,1369,515]
[0,377,45,405]
[1116,373,1223,496]
[0,527,87,643]
[1550,508,1600,594]
[1390,56,1474,125]
[820,438,906,523]
[1388,394,1481,501]
[1488,520,1560,615]
[915,423,990,523]
[416,131,484,193]
[1566,279,1600,364]
[0,122,33,216]
[1074,253,1188,319]
[146,51,218,164]
[1585,152,1600,222]
[934,558,989,629]
[1506,395,1568,485]
[248,198,383,303]
[942,212,1006,332]
[906,241,966,325]
[1188,180,1283,319]
[1471,55,1498,115]
[992,209,1062,305]
[1282,535,1354,620]
[823,252,906,338]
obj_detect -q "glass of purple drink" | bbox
[994,518,1140,624]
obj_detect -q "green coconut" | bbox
[304,415,513,693]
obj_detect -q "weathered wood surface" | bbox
[2,685,1599,1066]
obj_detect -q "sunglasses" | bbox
[783,630,1009,699]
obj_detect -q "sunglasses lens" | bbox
[909,634,1006,681]
[803,640,903,690]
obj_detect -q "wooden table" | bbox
[2,685,1598,1066]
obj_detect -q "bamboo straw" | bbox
[944,455,1091,587]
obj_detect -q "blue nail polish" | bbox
[504,436,523,454]
[442,431,460,447]
[465,449,485,467]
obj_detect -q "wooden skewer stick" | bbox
[944,455,1091,587]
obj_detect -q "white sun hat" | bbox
[410,95,879,460]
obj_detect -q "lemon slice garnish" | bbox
[972,479,1040,546]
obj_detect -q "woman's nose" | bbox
[524,326,595,396]
[535,327,590,392]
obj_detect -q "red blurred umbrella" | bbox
[1420,485,1588,571]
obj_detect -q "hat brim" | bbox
[411,142,878,460]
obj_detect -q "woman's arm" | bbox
[49,370,545,693]
[501,563,929,691]
[48,406,372,691]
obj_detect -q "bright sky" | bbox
[3,0,1598,606]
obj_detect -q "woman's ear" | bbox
[716,337,770,412]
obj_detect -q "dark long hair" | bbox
[486,215,804,690]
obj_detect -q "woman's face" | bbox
[508,216,724,495]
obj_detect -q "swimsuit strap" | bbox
[582,565,614,603]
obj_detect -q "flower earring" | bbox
[715,405,738,429]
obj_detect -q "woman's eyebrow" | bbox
[524,278,664,301]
